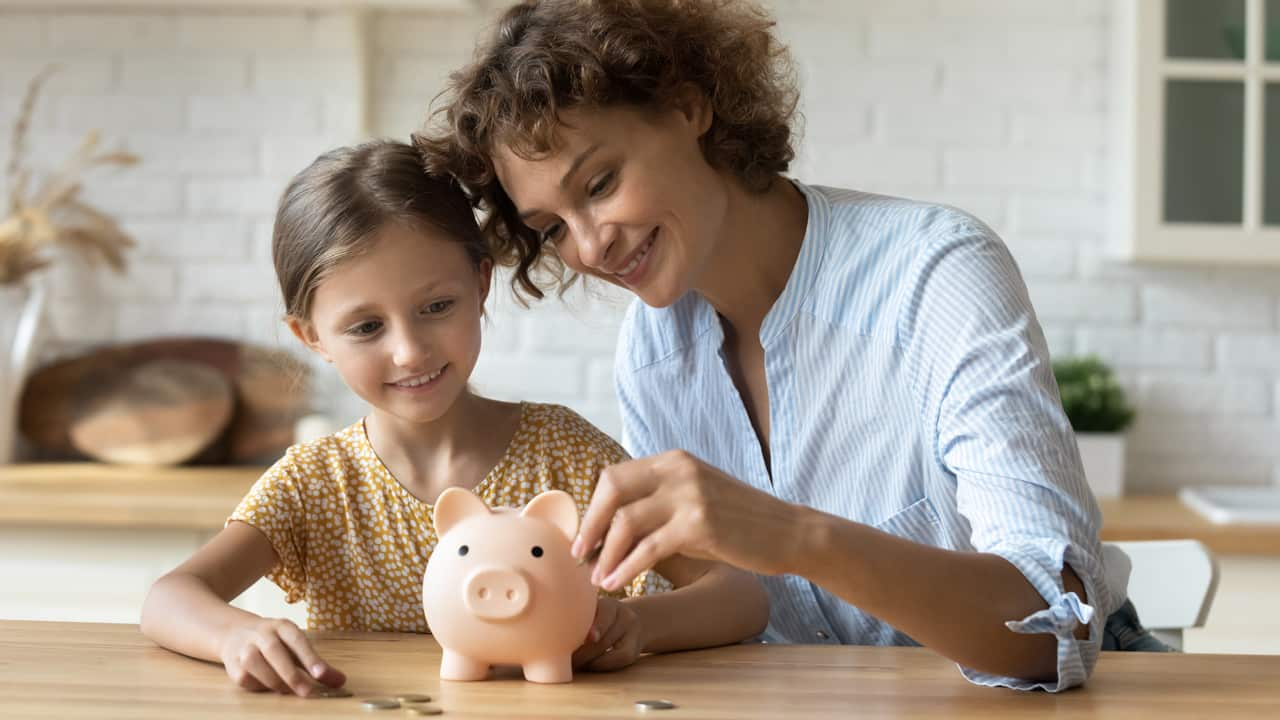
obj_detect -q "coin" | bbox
[403,706,444,716]
[634,699,677,711]
[361,697,401,710]
[396,693,432,703]
[309,686,353,698]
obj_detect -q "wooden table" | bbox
[2,621,1279,719]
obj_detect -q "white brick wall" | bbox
[2,1,1278,494]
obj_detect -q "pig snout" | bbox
[462,566,532,621]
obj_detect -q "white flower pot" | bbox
[1,278,47,465]
[1076,432,1127,499]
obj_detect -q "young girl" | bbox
[416,0,1130,693]
[139,139,768,697]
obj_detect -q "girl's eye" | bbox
[587,171,614,198]
[348,320,381,336]
[424,300,454,314]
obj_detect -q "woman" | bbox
[418,0,1132,691]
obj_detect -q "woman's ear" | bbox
[287,316,332,363]
[674,83,714,138]
[477,257,494,307]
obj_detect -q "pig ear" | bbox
[433,487,492,537]
[520,490,580,541]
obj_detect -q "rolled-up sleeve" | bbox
[899,214,1111,692]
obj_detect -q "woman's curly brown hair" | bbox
[415,0,799,301]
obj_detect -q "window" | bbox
[1112,0,1280,263]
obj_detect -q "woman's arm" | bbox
[140,521,345,694]
[574,451,1085,683]
[791,504,1088,682]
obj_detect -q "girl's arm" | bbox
[140,521,345,695]
[630,555,769,655]
[573,552,768,671]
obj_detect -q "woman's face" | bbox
[492,101,729,308]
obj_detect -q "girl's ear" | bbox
[287,316,332,363]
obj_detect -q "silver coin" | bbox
[396,693,433,703]
[404,706,444,716]
[634,699,677,711]
[361,697,401,710]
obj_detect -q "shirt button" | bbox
[815,630,830,640]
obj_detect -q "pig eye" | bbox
[531,546,544,558]
[458,545,469,557]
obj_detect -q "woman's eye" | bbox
[538,222,564,244]
[588,172,614,197]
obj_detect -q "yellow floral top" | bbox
[229,402,664,631]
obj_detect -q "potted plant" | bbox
[1052,356,1135,499]
[1,65,137,464]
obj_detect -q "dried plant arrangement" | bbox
[1,65,139,286]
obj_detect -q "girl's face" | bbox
[492,99,728,308]
[290,223,491,426]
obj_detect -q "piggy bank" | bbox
[422,487,597,683]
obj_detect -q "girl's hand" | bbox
[573,450,802,590]
[218,618,346,695]
[572,597,645,672]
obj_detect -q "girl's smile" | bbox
[387,364,449,394]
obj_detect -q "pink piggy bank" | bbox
[422,487,596,683]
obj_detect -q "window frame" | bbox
[1113,0,1280,263]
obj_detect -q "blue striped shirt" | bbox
[614,181,1113,692]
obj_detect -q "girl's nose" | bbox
[391,328,431,368]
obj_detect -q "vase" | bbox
[1,277,47,465]
[1076,432,1127,499]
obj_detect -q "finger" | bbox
[586,623,643,673]
[595,612,630,656]
[573,606,621,668]
[278,623,346,688]
[240,651,292,694]
[590,496,668,587]
[585,600,617,644]
[257,633,313,695]
[602,524,678,592]
[226,661,270,692]
[574,460,657,559]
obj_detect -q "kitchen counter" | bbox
[4,464,1280,557]
[0,462,262,530]
[1098,496,1280,557]
[5,620,1280,718]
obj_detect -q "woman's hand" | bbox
[573,450,803,591]
[573,597,644,672]
[218,618,346,696]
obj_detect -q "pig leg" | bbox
[440,650,490,681]
[522,655,573,684]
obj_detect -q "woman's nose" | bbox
[571,218,620,271]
